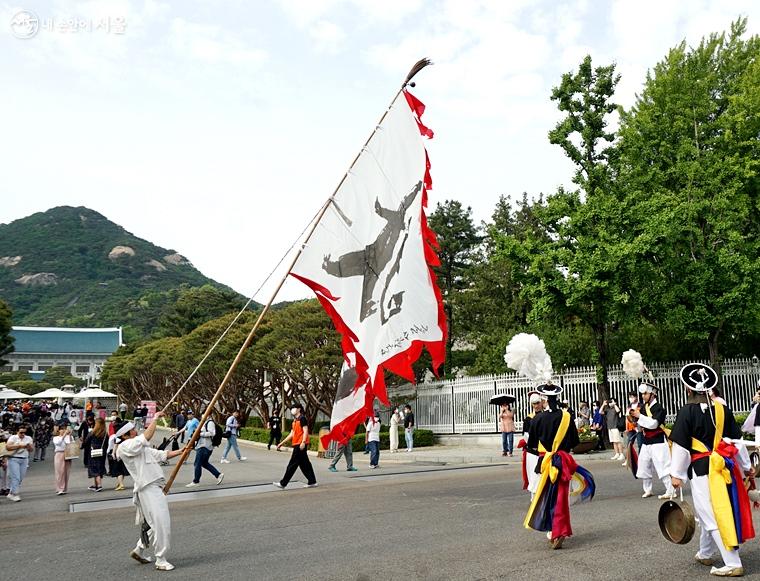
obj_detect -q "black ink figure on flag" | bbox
[290,76,446,447]
[322,181,421,324]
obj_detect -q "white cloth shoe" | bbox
[216,473,224,485]
[220,458,230,464]
[642,491,653,498]
[185,482,199,488]
[658,492,676,500]
[155,560,175,571]
[709,565,744,577]
[239,457,247,461]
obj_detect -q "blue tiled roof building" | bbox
[4,326,123,380]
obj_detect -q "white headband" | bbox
[115,422,135,439]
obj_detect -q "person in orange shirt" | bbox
[273,404,317,489]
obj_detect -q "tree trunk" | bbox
[445,302,453,377]
[708,329,722,390]
[593,322,610,402]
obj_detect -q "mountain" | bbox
[0,206,249,343]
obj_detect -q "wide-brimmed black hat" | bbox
[679,363,718,392]
[537,383,563,397]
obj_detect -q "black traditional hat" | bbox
[679,363,718,393]
[537,382,563,397]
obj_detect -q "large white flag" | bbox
[291,90,445,443]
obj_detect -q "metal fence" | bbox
[388,358,760,434]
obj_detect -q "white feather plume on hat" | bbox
[504,333,554,384]
[621,349,645,380]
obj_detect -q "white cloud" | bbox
[168,18,268,64]
[309,19,345,53]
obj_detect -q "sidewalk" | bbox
[223,428,623,467]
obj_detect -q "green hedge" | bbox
[238,427,435,452]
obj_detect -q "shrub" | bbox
[246,417,264,428]
[237,427,435,451]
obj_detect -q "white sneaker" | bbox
[272,481,285,489]
[185,482,199,488]
[610,454,619,460]
[155,560,175,571]
[642,491,653,498]
[216,473,225,485]
[239,457,247,461]
[622,461,627,467]
[7,494,20,502]
[220,458,230,464]
[710,565,744,577]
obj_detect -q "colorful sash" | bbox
[690,403,755,550]
[517,413,535,490]
[523,411,594,539]
[627,434,639,479]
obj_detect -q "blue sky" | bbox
[1,0,758,302]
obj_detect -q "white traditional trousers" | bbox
[636,441,674,495]
[526,452,540,495]
[691,475,742,568]
[134,482,171,561]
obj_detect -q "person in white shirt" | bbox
[5,424,34,501]
[116,411,185,571]
[389,407,401,453]
[366,414,381,469]
[52,423,74,494]
[220,410,246,464]
[185,418,224,487]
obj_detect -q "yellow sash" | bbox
[523,410,570,529]
[690,403,737,550]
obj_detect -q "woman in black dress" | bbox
[85,418,107,491]
[107,420,130,491]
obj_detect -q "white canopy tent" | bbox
[0,386,30,400]
[30,388,78,400]
[77,386,117,399]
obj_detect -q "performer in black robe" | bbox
[520,391,545,496]
[524,384,592,550]
[669,363,754,577]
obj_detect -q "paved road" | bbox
[4,442,760,580]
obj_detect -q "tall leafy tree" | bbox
[617,19,760,374]
[0,300,13,366]
[427,200,481,375]
[156,284,248,338]
[499,56,624,399]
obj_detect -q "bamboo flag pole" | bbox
[162,58,431,494]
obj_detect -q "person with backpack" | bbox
[185,417,224,488]
[220,410,246,463]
